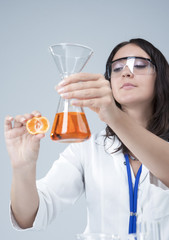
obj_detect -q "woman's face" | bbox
[110,44,156,110]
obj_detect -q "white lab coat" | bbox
[11,130,169,239]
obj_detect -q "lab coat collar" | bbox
[94,129,149,185]
[94,129,121,152]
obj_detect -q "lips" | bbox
[121,83,136,89]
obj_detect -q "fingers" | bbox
[5,111,42,130]
[4,116,14,131]
[59,87,110,100]
[55,73,111,101]
[5,125,27,140]
[71,95,113,109]
[31,110,42,117]
[57,83,111,100]
[4,111,45,142]
[56,78,106,93]
[14,113,34,127]
[33,133,45,140]
[58,73,103,87]
[15,111,41,123]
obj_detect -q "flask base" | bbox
[50,112,91,143]
[50,137,90,143]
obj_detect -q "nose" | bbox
[122,65,134,77]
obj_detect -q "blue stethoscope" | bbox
[124,154,142,234]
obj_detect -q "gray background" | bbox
[1,0,169,239]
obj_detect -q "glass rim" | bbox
[49,42,93,53]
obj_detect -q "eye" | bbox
[134,64,147,69]
[134,59,149,69]
[112,62,124,72]
[113,67,123,72]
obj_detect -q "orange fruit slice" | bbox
[26,116,50,135]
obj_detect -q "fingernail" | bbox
[57,87,64,93]
[58,80,66,86]
[8,116,13,121]
[60,93,69,98]
[21,117,26,122]
[71,99,78,105]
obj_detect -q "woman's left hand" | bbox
[55,73,116,124]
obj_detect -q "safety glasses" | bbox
[109,56,156,78]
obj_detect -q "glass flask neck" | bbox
[57,98,84,114]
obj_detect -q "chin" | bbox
[117,98,137,105]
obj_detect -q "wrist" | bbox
[12,162,37,182]
[105,104,122,128]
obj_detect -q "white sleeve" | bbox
[10,142,85,231]
[149,172,169,190]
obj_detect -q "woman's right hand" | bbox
[4,110,45,169]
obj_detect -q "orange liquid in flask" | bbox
[50,112,91,143]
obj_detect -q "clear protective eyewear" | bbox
[110,56,156,78]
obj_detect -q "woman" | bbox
[4,38,169,239]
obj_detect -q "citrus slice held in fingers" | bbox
[26,116,50,135]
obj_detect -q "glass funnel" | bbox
[49,43,93,143]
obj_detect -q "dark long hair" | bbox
[104,38,169,154]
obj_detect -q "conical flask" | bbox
[49,43,93,143]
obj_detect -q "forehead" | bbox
[113,44,150,61]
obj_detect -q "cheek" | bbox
[144,76,156,97]
[110,79,119,96]
[110,78,124,103]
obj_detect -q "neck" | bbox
[121,104,153,128]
